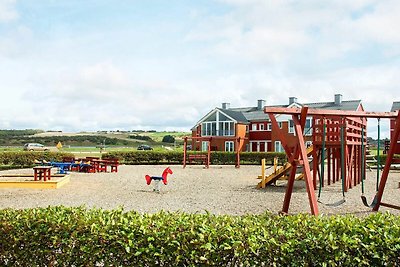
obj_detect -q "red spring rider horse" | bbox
[145,167,173,192]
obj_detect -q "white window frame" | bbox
[267,123,272,131]
[201,141,209,152]
[278,122,283,129]
[260,123,264,131]
[201,111,234,137]
[305,141,313,148]
[275,141,284,153]
[225,141,234,152]
[252,124,257,131]
[288,120,294,134]
[304,118,313,136]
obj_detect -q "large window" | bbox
[220,121,234,136]
[201,122,216,136]
[201,111,234,136]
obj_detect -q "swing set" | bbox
[182,136,245,168]
[265,106,400,215]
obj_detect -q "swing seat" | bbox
[318,198,345,207]
[361,195,378,208]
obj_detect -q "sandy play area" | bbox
[0,165,399,216]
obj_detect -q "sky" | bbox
[0,0,399,138]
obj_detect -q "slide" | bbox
[257,146,315,188]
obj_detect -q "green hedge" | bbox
[0,151,75,168]
[376,154,400,165]
[104,151,287,165]
[0,207,399,266]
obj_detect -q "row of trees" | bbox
[0,130,177,146]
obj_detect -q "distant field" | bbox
[0,130,190,157]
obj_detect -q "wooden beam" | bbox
[292,113,319,215]
[265,107,398,119]
[373,111,400,211]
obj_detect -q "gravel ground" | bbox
[0,165,399,216]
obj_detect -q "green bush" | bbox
[104,151,287,165]
[162,135,175,143]
[376,154,400,166]
[0,151,75,167]
[0,207,399,266]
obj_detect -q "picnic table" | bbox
[92,159,119,173]
[33,166,52,181]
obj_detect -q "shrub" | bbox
[104,151,287,165]
[0,151,75,167]
[162,135,175,143]
[0,207,399,266]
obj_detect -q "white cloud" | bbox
[1,1,399,135]
[0,0,18,22]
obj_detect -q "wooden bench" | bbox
[33,166,52,181]
[107,159,119,173]
[188,154,208,164]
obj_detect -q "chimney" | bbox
[257,99,266,110]
[289,97,297,105]
[222,102,230,109]
[334,94,342,105]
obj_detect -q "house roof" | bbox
[192,98,362,129]
[217,108,249,124]
[391,101,400,112]
[191,108,249,130]
[305,100,361,111]
[231,100,362,121]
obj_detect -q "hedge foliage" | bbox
[0,207,399,266]
[0,151,75,167]
[104,151,287,165]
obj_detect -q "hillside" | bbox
[0,130,190,147]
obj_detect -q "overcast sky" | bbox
[0,0,399,137]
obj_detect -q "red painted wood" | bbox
[268,113,294,159]
[265,107,398,119]
[292,113,319,215]
[373,112,400,211]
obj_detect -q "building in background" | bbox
[191,94,363,152]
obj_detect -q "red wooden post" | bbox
[373,112,400,211]
[281,150,299,214]
[268,114,294,159]
[207,138,211,168]
[183,137,188,168]
[293,113,319,215]
[235,137,240,168]
[327,148,331,185]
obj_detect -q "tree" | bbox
[162,135,175,143]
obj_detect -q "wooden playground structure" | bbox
[263,106,400,215]
[182,136,244,168]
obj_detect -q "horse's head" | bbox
[166,167,173,175]
[161,167,173,185]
